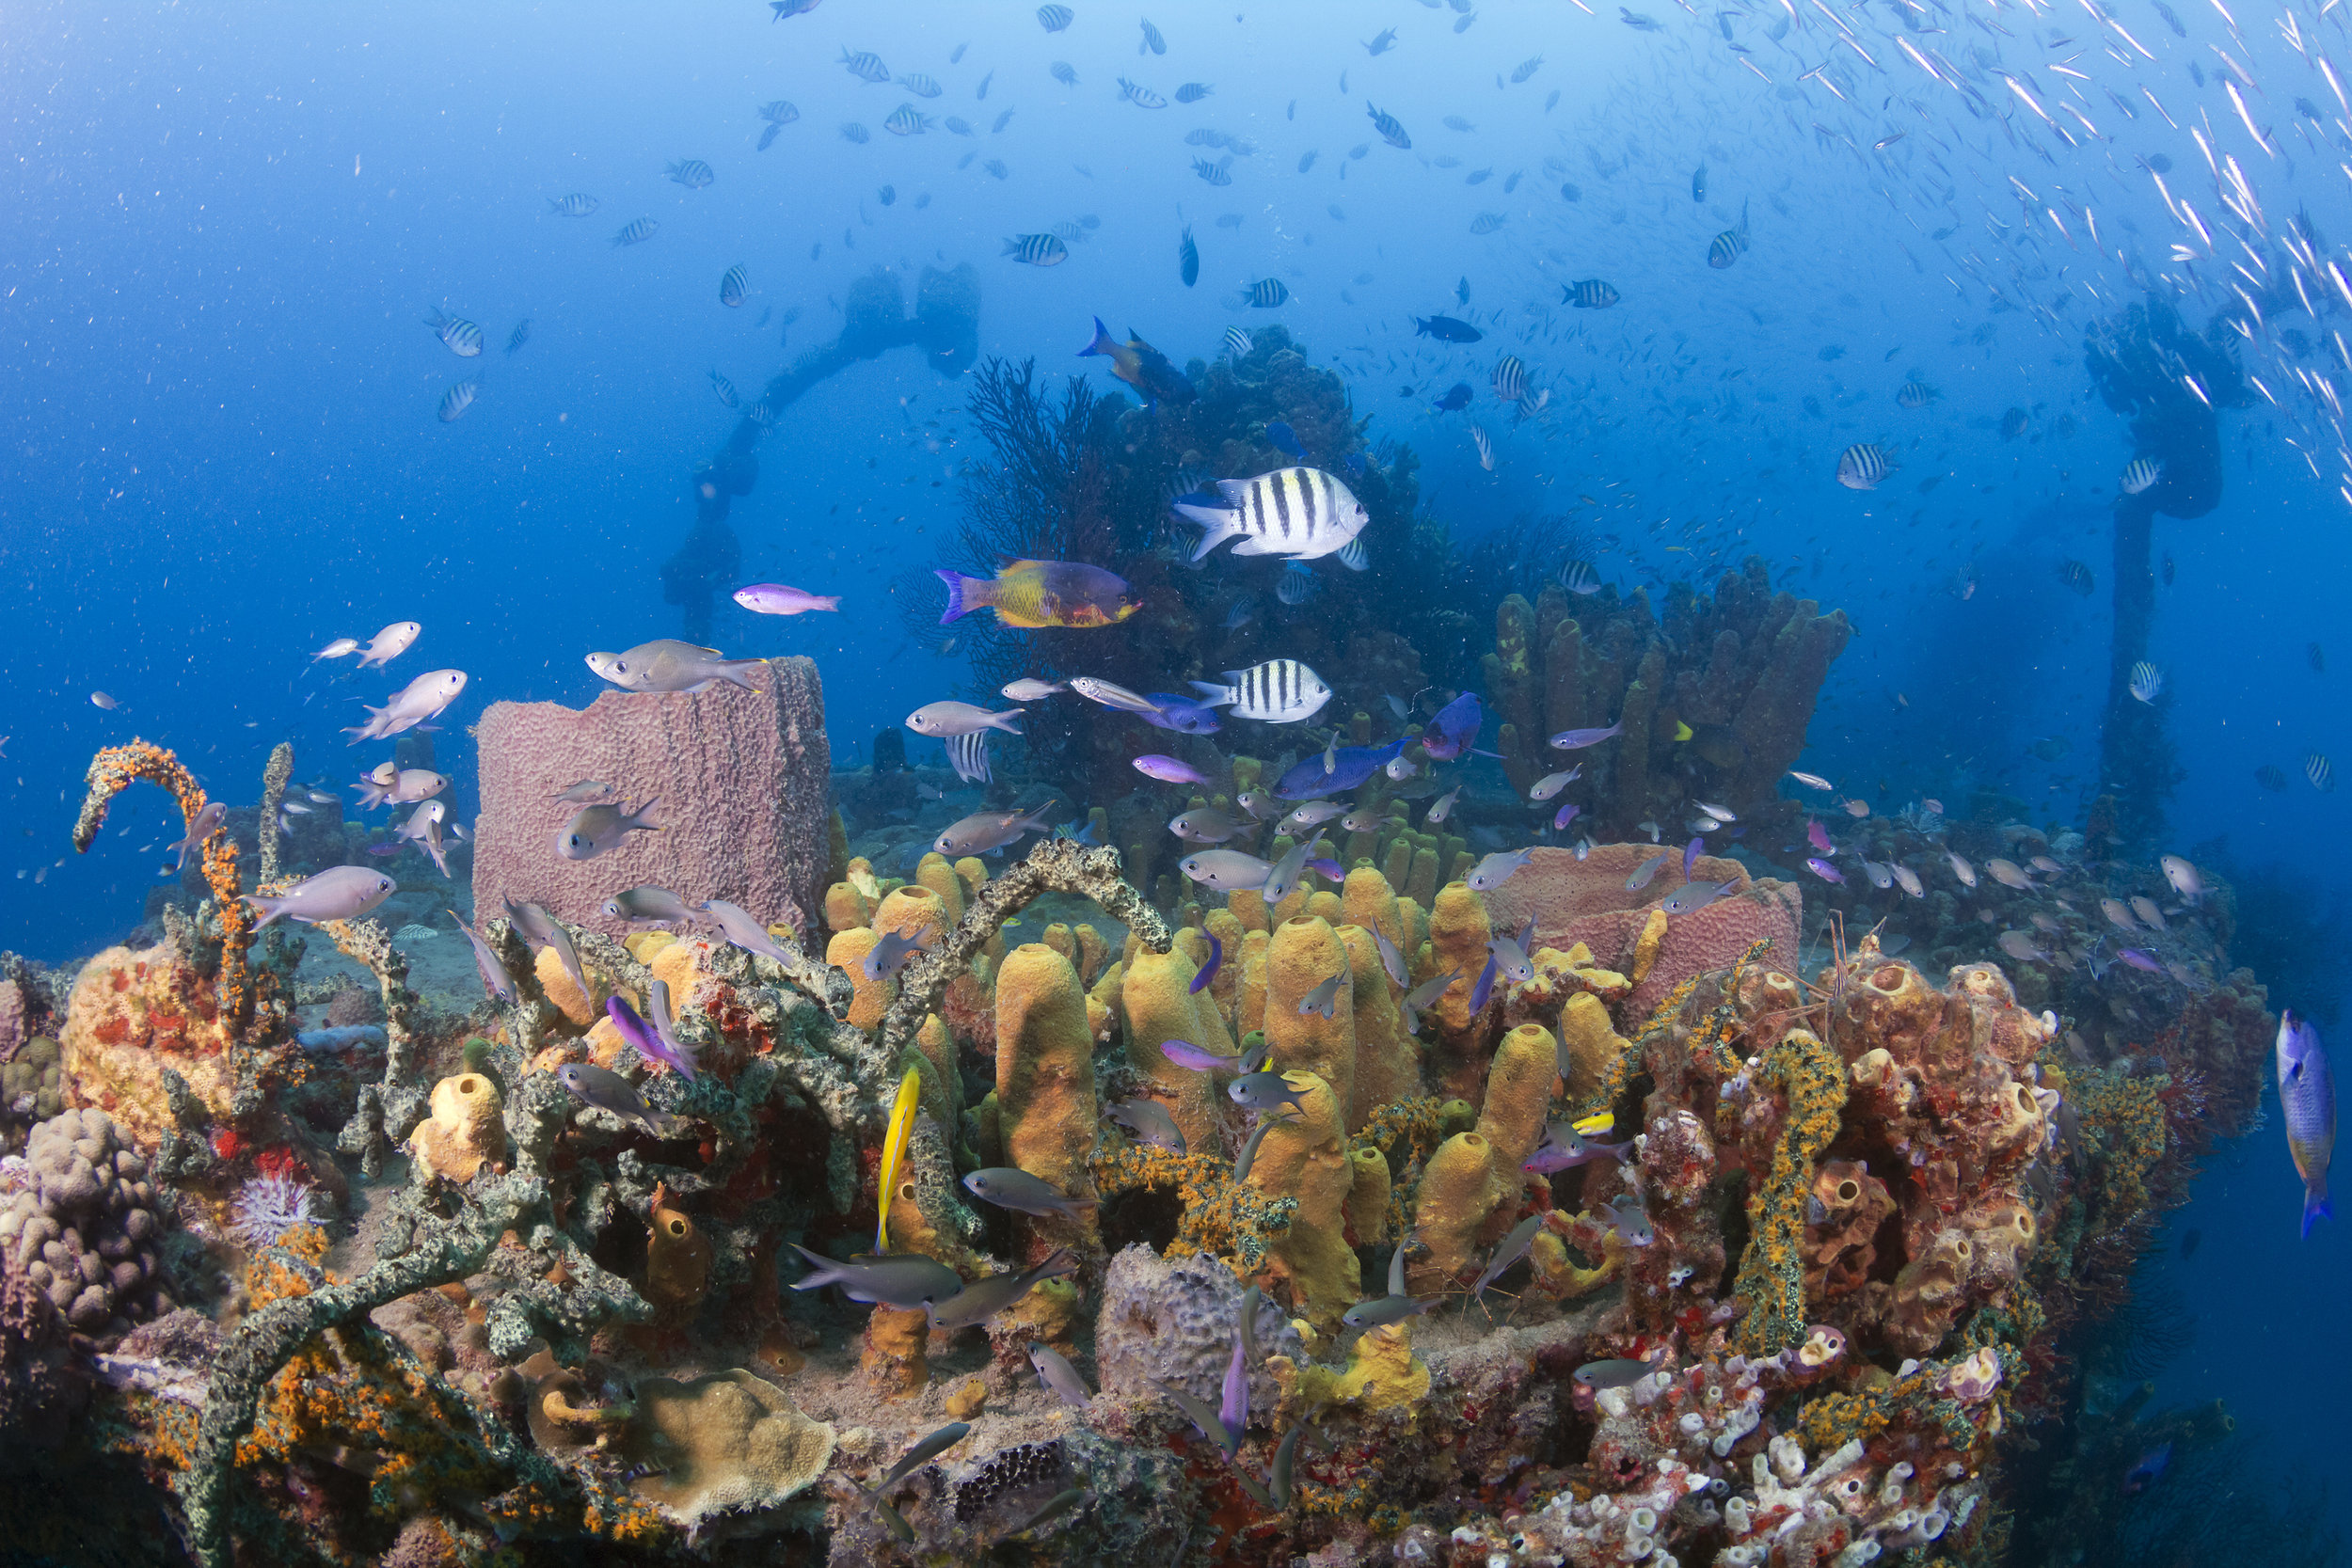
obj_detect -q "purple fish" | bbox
[1135,754,1215,784]
[1548,719,1624,751]
[1305,858,1344,882]
[1274,737,1408,801]
[1806,818,1836,856]
[2278,1010,2335,1238]
[1140,695,1223,734]
[1163,1037,1241,1073]
[1189,932,1224,995]
[1553,800,1581,831]
[1804,858,1845,884]
[2117,948,2163,974]
[1682,835,1704,880]
[733,582,841,615]
[608,995,696,1081]
[1469,952,1500,1013]
[1218,1318,1249,1443]
[1421,693,1483,761]
[2122,1442,2171,1496]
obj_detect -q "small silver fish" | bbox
[1105,1098,1186,1151]
[602,886,697,924]
[556,799,661,862]
[1229,1069,1313,1114]
[788,1243,961,1307]
[1426,786,1461,825]
[906,700,1025,736]
[1297,973,1343,1019]
[1660,880,1733,916]
[555,1062,678,1137]
[863,928,933,980]
[936,800,1059,856]
[1467,848,1533,892]
[928,1249,1080,1330]
[962,1168,1097,1219]
[1181,849,1273,891]
[551,780,613,803]
[1027,1342,1094,1407]
[1626,852,1670,892]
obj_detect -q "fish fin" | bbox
[1177,506,1241,560]
[1079,316,1118,357]
[934,568,979,624]
[2304,1191,2332,1238]
[627,798,663,832]
[717,660,766,691]
[1228,535,1275,557]
[1188,682,1235,705]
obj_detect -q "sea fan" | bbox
[231,1169,321,1249]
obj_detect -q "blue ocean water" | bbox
[4,0,2347,1551]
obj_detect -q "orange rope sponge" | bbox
[72,739,254,1024]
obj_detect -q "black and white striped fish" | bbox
[504,319,531,356]
[1176,82,1212,102]
[1492,355,1528,403]
[437,380,478,423]
[1337,537,1370,571]
[1179,227,1199,287]
[884,105,931,135]
[1139,18,1166,53]
[1560,559,1600,594]
[1120,78,1168,107]
[1835,443,1891,490]
[1470,424,1495,470]
[1176,467,1369,562]
[2310,753,2336,792]
[1038,4,1073,30]
[666,158,715,189]
[1240,277,1288,308]
[1223,326,1253,360]
[547,192,599,216]
[898,72,943,98]
[719,265,749,307]
[611,216,660,246]
[1051,62,1079,86]
[709,371,739,408]
[1470,212,1506,234]
[1276,563,1319,605]
[1365,103,1412,149]
[840,48,891,83]
[1707,200,1750,268]
[1002,232,1069,266]
[1193,156,1233,185]
[841,122,871,144]
[426,309,483,357]
[948,731,992,784]
[1564,278,1619,309]
[1189,659,1331,724]
[758,100,800,124]
[1896,380,1936,408]
[2121,457,2162,494]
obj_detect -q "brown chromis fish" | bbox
[787,1243,962,1307]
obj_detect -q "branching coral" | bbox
[72,740,252,1025]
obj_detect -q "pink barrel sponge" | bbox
[469,657,832,941]
[1480,844,1803,1021]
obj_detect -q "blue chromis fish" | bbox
[2279,1010,2335,1237]
[1078,317,1196,407]
[1265,420,1308,459]
[1189,931,1224,994]
[1178,227,1200,287]
[937,559,1140,628]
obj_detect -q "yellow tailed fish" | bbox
[876,1068,922,1251]
[1572,1110,1616,1136]
[1672,721,1694,741]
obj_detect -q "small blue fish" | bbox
[1804,858,1846,885]
[1305,857,1344,882]
[1523,1126,1632,1174]
[1682,835,1704,880]
[1230,1069,1313,1114]
[1553,800,1581,832]
[1343,451,1366,476]
[1190,932,1224,994]
[1138,695,1223,735]
[1468,952,1500,1013]
[608,995,696,1081]
[2122,1441,2172,1495]
[2117,948,2164,974]
[1163,1037,1242,1073]
[1266,420,1308,459]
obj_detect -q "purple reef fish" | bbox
[1305,857,1344,883]
[1804,858,1845,884]
[607,995,696,1081]
[2117,948,2164,974]
[1523,1129,1634,1175]
[1682,835,1705,880]
[1135,754,1214,784]
[1469,952,1500,1013]
[1553,800,1581,832]
[1189,932,1224,994]
[2279,1009,2336,1238]
[1139,695,1223,734]
[1163,1037,1241,1073]
[1273,737,1409,800]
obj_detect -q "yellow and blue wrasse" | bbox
[1079,317,1196,407]
[2277,1010,2335,1238]
[875,1068,921,1252]
[935,559,1141,629]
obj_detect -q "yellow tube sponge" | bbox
[914,852,966,924]
[408,1072,506,1182]
[994,943,1101,1259]
[1475,1023,1558,1175]
[1074,923,1108,986]
[1556,992,1630,1107]
[1230,888,1271,933]
[1243,1070,1359,1332]
[1341,867,1406,949]
[914,1016,961,1136]
[873,885,949,944]
[1204,908,1246,1013]
[1343,1146,1392,1247]
[1237,928,1272,1037]
[1263,916,1357,1122]
[823,927,891,1032]
[1408,1132,1506,1291]
[1425,881,1496,1098]
[1120,945,1231,1154]
[1304,889,1343,925]
[644,1184,714,1311]
[1330,1318,1429,1411]
[823,882,870,935]
[535,945,606,1029]
[1338,925,1416,1131]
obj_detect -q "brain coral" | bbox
[0,1109,171,1337]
